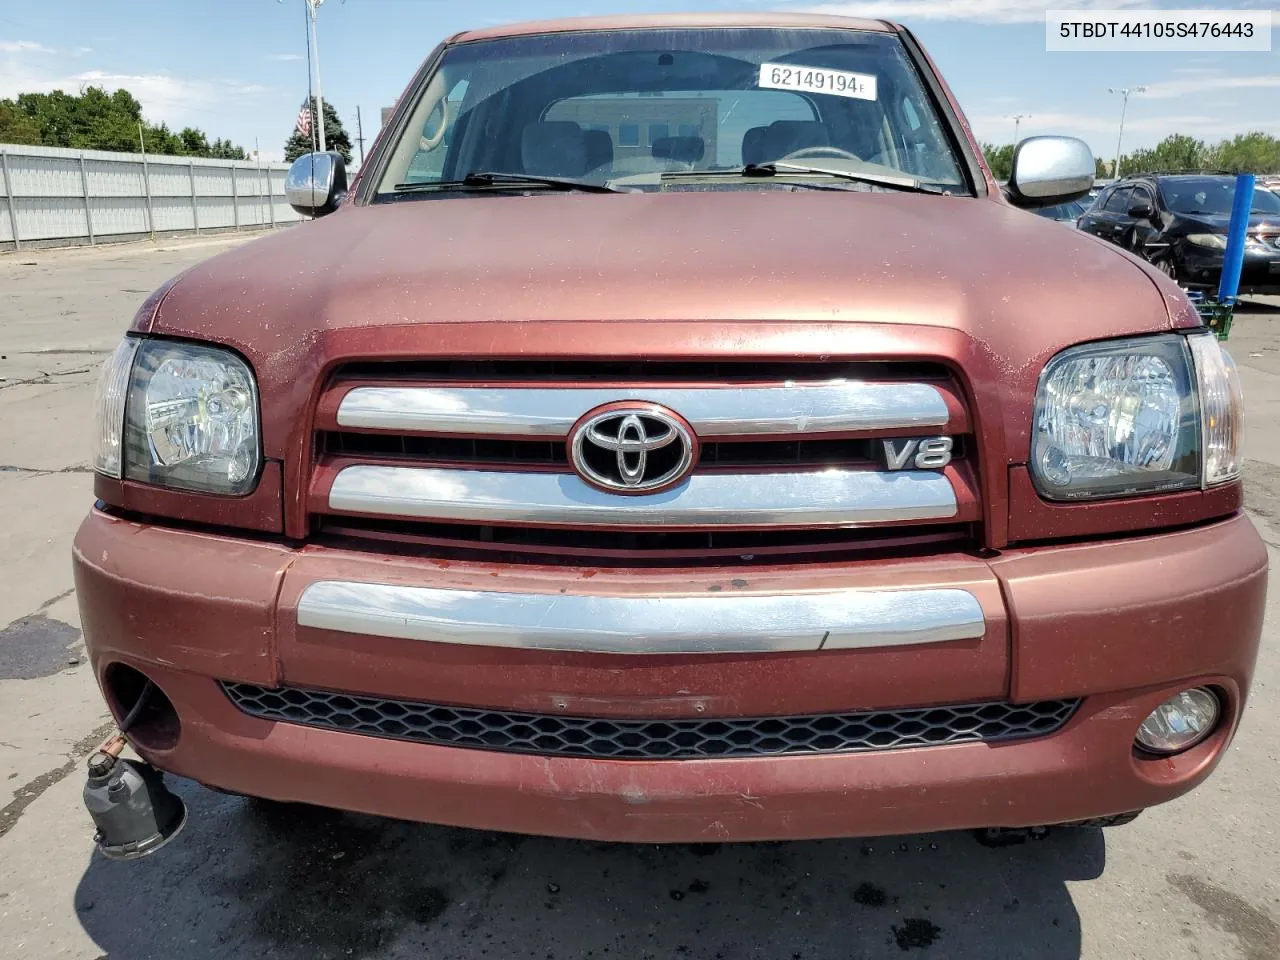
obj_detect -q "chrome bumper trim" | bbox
[327,465,958,527]
[296,581,986,654]
[335,382,950,437]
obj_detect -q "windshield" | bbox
[1160,178,1280,217]
[375,27,969,196]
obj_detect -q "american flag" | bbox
[294,99,313,139]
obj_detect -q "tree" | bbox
[1095,156,1110,179]
[1111,132,1280,177]
[284,98,353,164]
[981,142,1015,181]
[0,100,41,144]
[1207,132,1280,174]
[1121,134,1206,175]
[0,86,246,158]
[208,138,247,161]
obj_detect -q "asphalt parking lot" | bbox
[1,235,1278,960]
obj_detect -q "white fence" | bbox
[0,143,304,251]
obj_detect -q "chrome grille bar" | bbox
[327,465,958,528]
[335,382,950,437]
[296,580,986,654]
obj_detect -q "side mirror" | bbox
[1006,136,1095,207]
[285,152,348,218]
[1128,202,1155,219]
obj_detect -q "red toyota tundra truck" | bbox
[74,13,1266,854]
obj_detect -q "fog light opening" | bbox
[103,662,181,752]
[1135,688,1221,757]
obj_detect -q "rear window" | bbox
[544,89,816,176]
[376,26,968,195]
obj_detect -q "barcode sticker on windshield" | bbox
[759,63,877,101]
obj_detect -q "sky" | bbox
[0,0,1277,164]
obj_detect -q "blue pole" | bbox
[1217,172,1254,304]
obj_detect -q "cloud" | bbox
[267,53,303,62]
[972,110,1205,136]
[967,108,1280,149]
[62,70,268,124]
[0,40,55,54]
[1141,74,1280,99]
[0,59,269,130]
[799,0,1151,24]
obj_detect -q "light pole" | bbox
[307,0,327,153]
[1107,86,1145,178]
[1011,114,1030,144]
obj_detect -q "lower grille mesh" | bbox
[221,683,1079,761]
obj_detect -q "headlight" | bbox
[1031,333,1241,500]
[1186,234,1226,249]
[92,338,261,495]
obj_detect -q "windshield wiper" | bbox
[394,171,623,194]
[740,162,946,195]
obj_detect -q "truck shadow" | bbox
[1236,298,1280,316]
[75,778,1103,960]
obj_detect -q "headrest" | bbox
[521,121,588,178]
[584,129,614,172]
[742,126,770,165]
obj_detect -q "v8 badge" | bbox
[882,436,953,471]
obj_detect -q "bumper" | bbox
[1179,248,1280,293]
[73,509,1268,842]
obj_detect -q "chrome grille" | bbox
[314,517,972,564]
[222,682,1079,760]
[311,361,977,559]
[334,381,951,437]
[326,465,958,528]
[319,431,920,469]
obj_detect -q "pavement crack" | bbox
[16,348,109,357]
[38,587,77,611]
[0,464,93,476]
[0,369,94,391]
[0,720,114,842]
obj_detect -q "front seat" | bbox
[584,129,614,174]
[521,121,589,178]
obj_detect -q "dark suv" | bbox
[1079,174,1280,294]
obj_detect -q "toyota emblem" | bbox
[568,404,698,494]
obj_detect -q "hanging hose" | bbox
[87,679,155,774]
[118,680,154,735]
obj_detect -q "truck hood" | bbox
[145,190,1192,461]
[151,190,1175,338]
